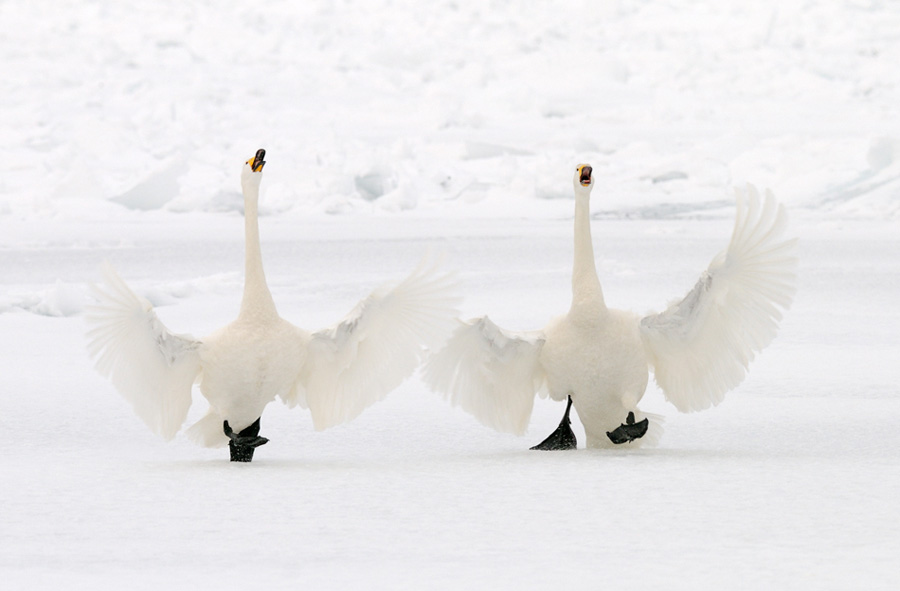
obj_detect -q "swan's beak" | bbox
[578,165,592,186]
[250,149,266,172]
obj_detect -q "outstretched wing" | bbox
[85,263,201,439]
[423,316,545,435]
[640,185,797,412]
[292,260,460,430]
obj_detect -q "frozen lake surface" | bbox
[2,216,898,590]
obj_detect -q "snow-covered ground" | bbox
[2,1,899,589]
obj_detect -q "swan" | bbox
[425,164,797,449]
[86,149,459,461]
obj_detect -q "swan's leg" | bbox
[606,411,649,445]
[224,417,269,462]
[530,395,577,451]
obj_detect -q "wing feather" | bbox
[84,263,201,439]
[293,259,460,430]
[423,316,545,435]
[640,185,798,412]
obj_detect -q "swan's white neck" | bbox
[239,183,278,321]
[570,191,606,317]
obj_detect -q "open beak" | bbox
[579,165,592,186]
[251,149,266,172]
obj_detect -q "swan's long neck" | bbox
[239,185,278,321]
[570,192,606,316]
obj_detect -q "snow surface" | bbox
[2,0,899,589]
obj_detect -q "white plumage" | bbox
[424,166,797,448]
[86,150,459,453]
[293,262,461,430]
[424,317,546,435]
[640,188,797,412]
[87,263,201,441]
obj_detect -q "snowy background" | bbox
[2,0,899,589]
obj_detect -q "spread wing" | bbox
[85,263,201,439]
[640,185,797,412]
[423,316,545,435]
[289,260,460,430]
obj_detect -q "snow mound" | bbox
[0,280,89,317]
[1,1,899,220]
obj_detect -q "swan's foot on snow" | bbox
[530,396,577,451]
[224,418,269,462]
[606,412,649,445]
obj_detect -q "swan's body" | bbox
[425,165,797,448]
[541,309,649,447]
[87,150,458,459]
[193,315,305,443]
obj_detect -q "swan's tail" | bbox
[635,411,665,448]
[185,410,228,448]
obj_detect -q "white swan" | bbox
[425,164,797,449]
[86,149,459,461]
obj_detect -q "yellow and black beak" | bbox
[578,164,592,186]
[248,148,266,172]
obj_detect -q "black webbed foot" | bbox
[224,418,268,462]
[530,395,577,451]
[606,411,649,445]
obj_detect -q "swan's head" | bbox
[573,164,593,196]
[241,149,266,191]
